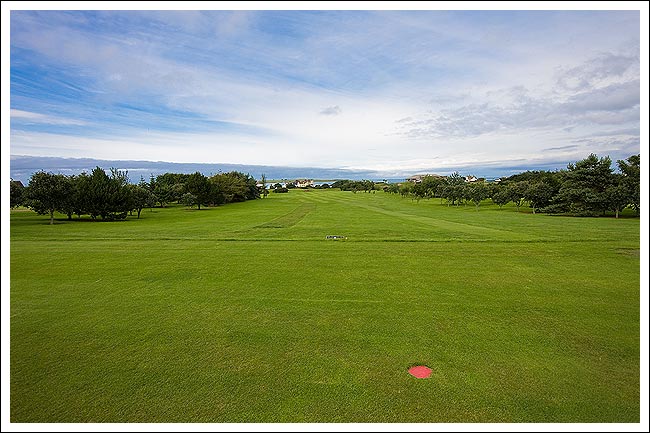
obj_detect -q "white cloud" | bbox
[10,109,86,126]
[8,11,642,173]
[319,105,342,116]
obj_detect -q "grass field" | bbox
[10,189,640,422]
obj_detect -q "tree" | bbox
[604,181,629,219]
[412,181,429,202]
[525,182,555,214]
[83,167,132,220]
[491,186,510,209]
[469,182,490,210]
[399,182,413,198]
[10,180,25,208]
[24,171,70,224]
[185,172,211,210]
[385,183,400,194]
[507,181,529,212]
[553,154,615,216]
[179,192,198,208]
[260,174,269,198]
[56,175,78,220]
[441,172,465,206]
[617,154,640,215]
[129,183,152,218]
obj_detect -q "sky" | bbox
[7,7,644,177]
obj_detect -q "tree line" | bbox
[384,154,640,217]
[9,153,641,222]
[11,167,260,224]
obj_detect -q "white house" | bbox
[295,179,314,188]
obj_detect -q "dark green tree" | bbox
[491,185,510,209]
[525,182,555,214]
[553,154,615,216]
[604,181,629,219]
[84,167,132,220]
[56,175,78,220]
[185,172,211,210]
[24,171,70,224]
[617,154,640,215]
[10,180,25,208]
[179,192,197,208]
[129,183,152,218]
[507,181,529,212]
[260,174,269,198]
[469,182,490,210]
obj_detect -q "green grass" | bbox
[10,190,640,422]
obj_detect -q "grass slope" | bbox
[10,190,640,422]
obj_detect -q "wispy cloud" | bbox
[320,105,342,116]
[10,109,86,126]
[9,10,641,174]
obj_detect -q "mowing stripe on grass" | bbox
[256,203,317,228]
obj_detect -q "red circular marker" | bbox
[408,365,432,379]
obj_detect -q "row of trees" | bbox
[12,167,260,224]
[331,179,376,193]
[385,154,640,217]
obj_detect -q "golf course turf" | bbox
[10,189,640,422]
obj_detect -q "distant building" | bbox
[295,179,314,188]
[464,175,479,183]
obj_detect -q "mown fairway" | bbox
[10,189,640,422]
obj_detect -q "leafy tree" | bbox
[553,154,615,216]
[153,182,173,208]
[399,182,413,198]
[56,175,79,220]
[441,172,465,206]
[385,183,400,194]
[129,183,152,218]
[412,181,429,202]
[617,154,640,215]
[10,180,25,208]
[421,175,444,198]
[83,167,132,220]
[507,181,529,212]
[604,181,629,219]
[171,183,186,203]
[179,192,197,208]
[209,171,259,204]
[73,172,92,218]
[525,182,555,214]
[25,171,71,224]
[362,180,375,193]
[260,174,269,198]
[185,172,211,210]
[469,182,490,210]
[491,186,510,209]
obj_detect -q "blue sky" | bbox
[8,8,642,175]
